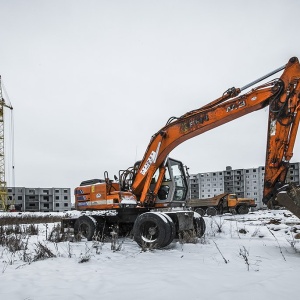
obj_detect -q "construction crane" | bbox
[0,76,13,211]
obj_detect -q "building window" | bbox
[18,196,22,200]
[8,188,12,193]
[56,203,60,207]
[55,189,60,193]
[43,196,49,201]
[43,190,49,194]
[64,189,68,193]
[44,203,49,208]
[29,203,35,207]
[64,203,68,207]
[56,196,59,200]
[29,189,35,194]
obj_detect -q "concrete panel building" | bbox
[6,187,71,212]
[189,162,300,209]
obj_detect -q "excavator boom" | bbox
[131,57,300,218]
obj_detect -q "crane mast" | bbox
[0,76,13,211]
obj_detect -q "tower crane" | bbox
[0,76,13,211]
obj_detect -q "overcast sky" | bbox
[0,0,300,190]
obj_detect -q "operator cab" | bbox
[151,158,188,207]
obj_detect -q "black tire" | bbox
[237,205,249,214]
[74,215,96,241]
[195,208,205,216]
[193,213,206,238]
[133,212,171,249]
[206,207,217,216]
[161,213,176,247]
[218,201,224,215]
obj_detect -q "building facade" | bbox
[6,187,71,212]
[189,162,300,209]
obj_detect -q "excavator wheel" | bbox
[133,212,172,249]
[193,212,206,238]
[161,213,176,247]
[74,215,96,241]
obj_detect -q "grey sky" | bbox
[0,0,299,190]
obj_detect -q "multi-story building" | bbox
[189,162,300,209]
[6,187,71,212]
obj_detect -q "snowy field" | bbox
[0,209,300,300]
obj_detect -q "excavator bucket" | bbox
[276,183,300,219]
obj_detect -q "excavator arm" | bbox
[131,57,300,216]
[262,58,300,216]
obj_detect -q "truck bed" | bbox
[186,193,228,208]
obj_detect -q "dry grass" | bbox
[0,215,63,226]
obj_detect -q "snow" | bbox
[1,209,300,300]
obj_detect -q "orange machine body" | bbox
[75,182,137,210]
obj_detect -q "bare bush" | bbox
[179,229,198,244]
[33,242,56,262]
[239,246,250,271]
[25,224,39,235]
[78,243,91,263]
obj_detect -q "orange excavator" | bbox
[63,56,300,248]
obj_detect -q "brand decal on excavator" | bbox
[140,142,161,176]
[77,200,114,207]
[140,151,156,175]
[180,113,209,133]
[226,100,246,112]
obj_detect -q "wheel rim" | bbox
[79,223,90,238]
[140,221,159,243]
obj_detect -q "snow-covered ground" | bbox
[0,209,300,300]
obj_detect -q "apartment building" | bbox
[189,162,300,209]
[6,187,71,212]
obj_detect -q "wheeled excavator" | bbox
[62,56,300,248]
